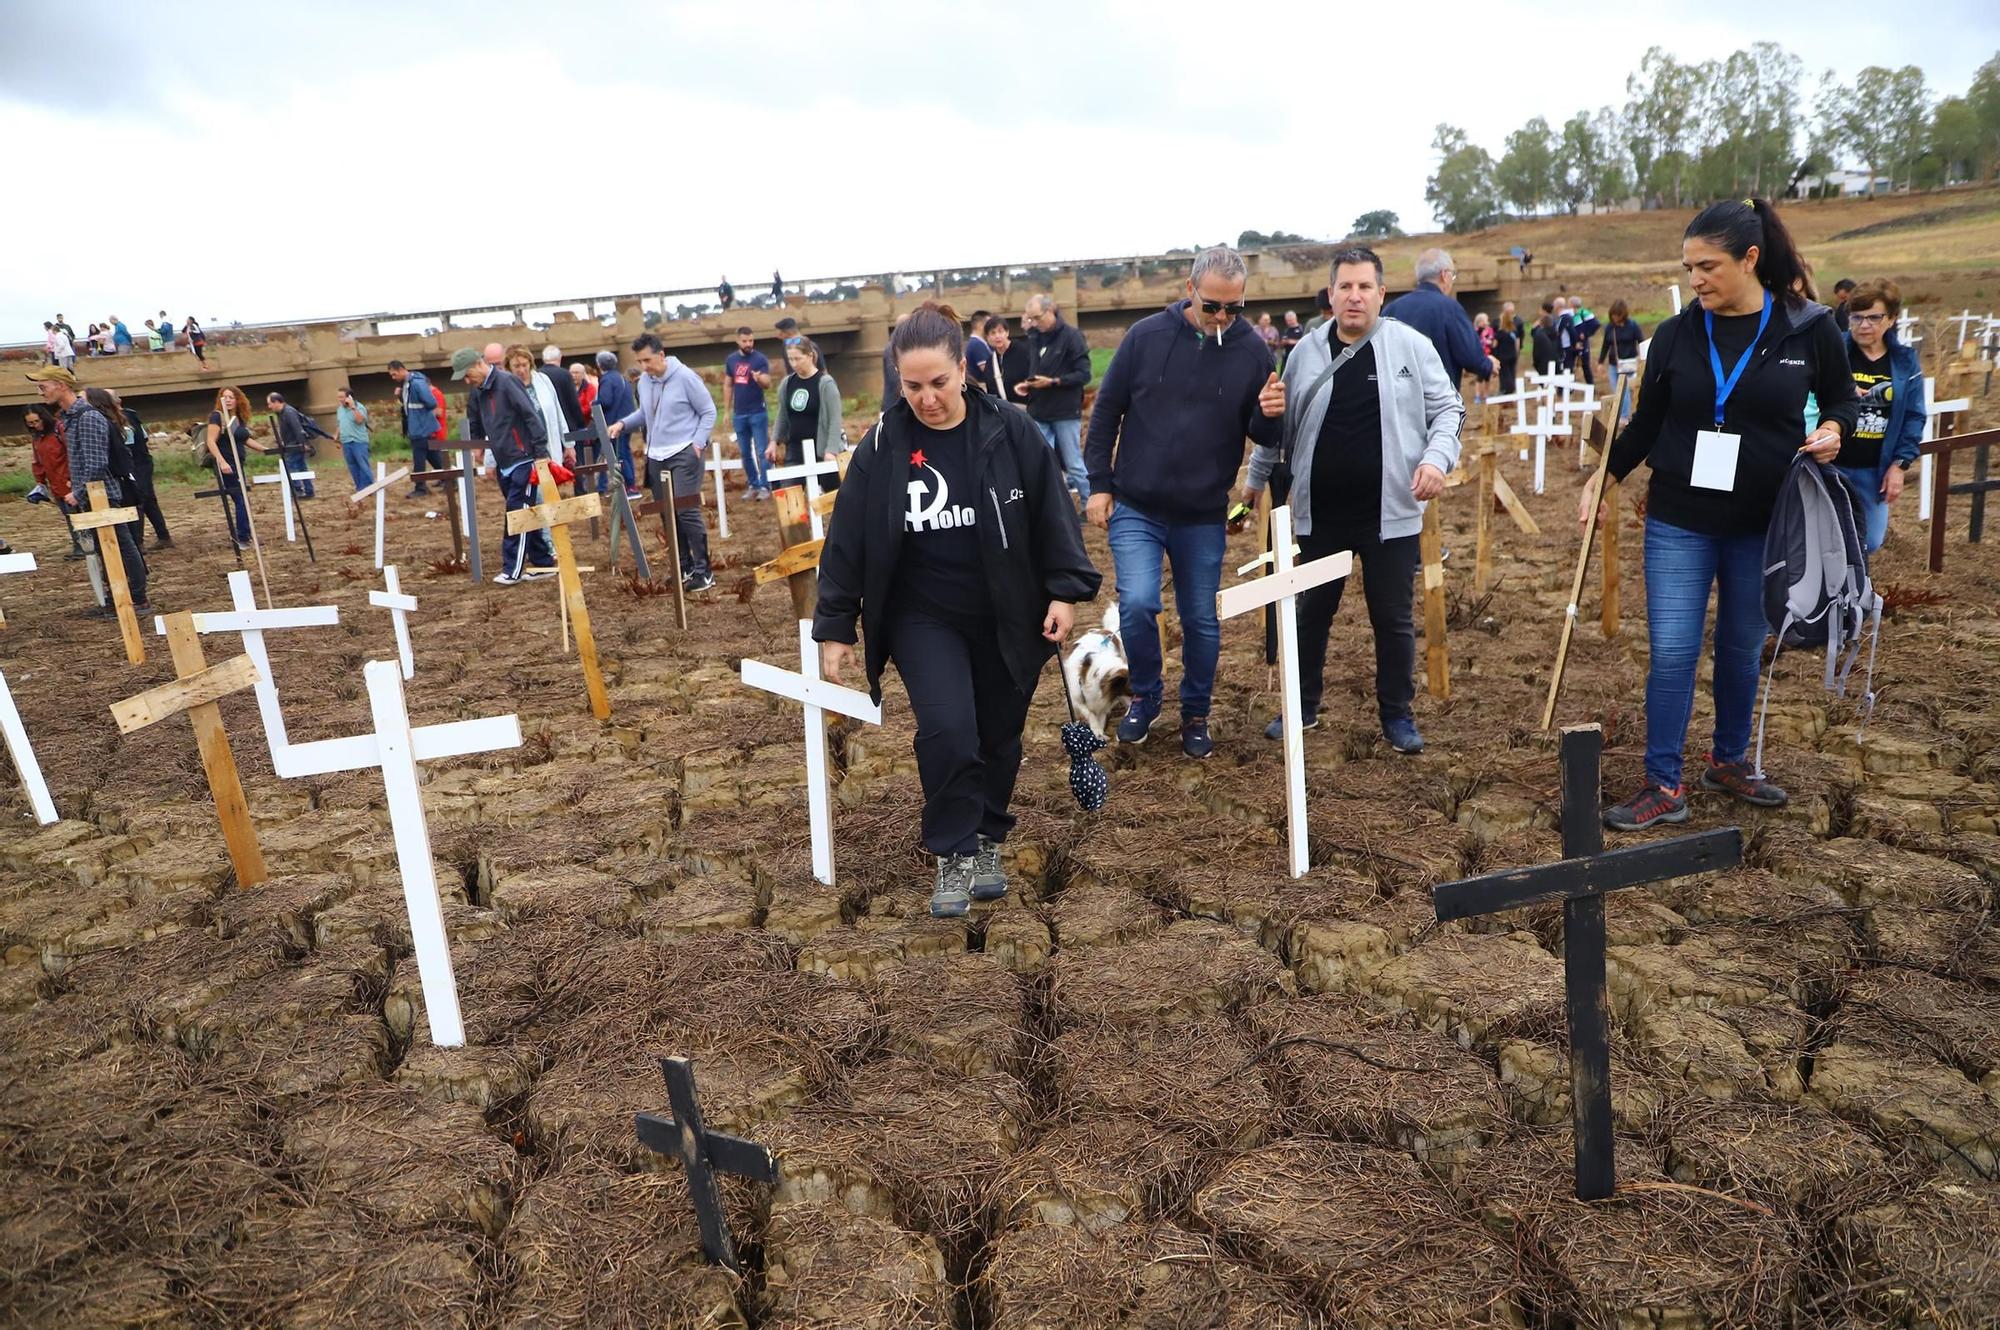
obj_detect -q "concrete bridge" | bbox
[3,247,1546,424]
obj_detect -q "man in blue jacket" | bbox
[1382,249,1495,389]
[1085,246,1285,758]
[591,350,639,497]
[457,348,555,585]
[388,360,445,497]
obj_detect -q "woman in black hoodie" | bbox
[1583,198,1856,832]
[815,302,1101,919]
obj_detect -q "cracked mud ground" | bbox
[2,435,1998,1329]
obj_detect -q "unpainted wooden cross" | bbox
[111,612,268,887]
[160,571,340,774]
[1541,415,1625,731]
[431,445,485,583]
[634,1056,777,1272]
[350,463,412,570]
[370,565,418,679]
[739,620,882,886]
[0,552,57,824]
[755,449,852,622]
[567,403,651,572]
[72,481,145,664]
[1432,725,1740,1200]
[1215,504,1353,878]
[764,436,841,541]
[505,460,610,719]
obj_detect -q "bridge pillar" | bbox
[1053,270,1079,316]
[301,324,348,417]
[836,284,894,402]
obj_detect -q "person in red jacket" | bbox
[22,405,85,558]
[432,382,449,444]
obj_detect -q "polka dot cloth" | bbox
[1061,720,1110,812]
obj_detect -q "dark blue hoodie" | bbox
[1085,300,1280,523]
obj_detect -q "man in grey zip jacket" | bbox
[1241,246,1462,755]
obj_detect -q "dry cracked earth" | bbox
[2,424,1999,1329]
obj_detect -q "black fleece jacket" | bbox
[813,389,1102,703]
[1023,316,1092,422]
[1608,297,1858,538]
[1085,300,1280,523]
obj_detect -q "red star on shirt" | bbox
[910,449,927,469]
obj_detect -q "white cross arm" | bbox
[0,553,39,575]
[350,466,412,503]
[1238,545,1301,576]
[1513,419,1571,437]
[369,590,419,613]
[764,457,841,483]
[156,605,341,635]
[254,469,317,483]
[278,714,522,779]
[1217,550,1353,620]
[707,455,744,472]
[740,659,882,724]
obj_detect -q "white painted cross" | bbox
[739,619,882,886]
[0,552,57,825]
[370,565,418,679]
[1669,284,1683,315]
[157,570,339,771]
[1895,309,1921,348]
[710,442,745,540]
[254,466,317,543]
[764,437,841,541]
[1947,309,1980,350]
[1511,392,1570,495]
[1215,505,1353,878]
[1919,377,1972,523]
[350,463,411,570]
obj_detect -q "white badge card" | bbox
[1691,429,1741,491]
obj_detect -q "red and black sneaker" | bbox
[1603,781,1689,832]
[1699,755,1789,808]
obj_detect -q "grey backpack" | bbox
[1754,453,1881,774]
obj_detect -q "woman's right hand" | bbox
[218,461,233,477]
[820,640,854,686]
[1577,470,1606,528]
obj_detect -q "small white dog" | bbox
[1063,603,1130,739]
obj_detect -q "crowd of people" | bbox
[38,312,212,371]
[11,197,1920,913]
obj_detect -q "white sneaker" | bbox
[492,572,522,586]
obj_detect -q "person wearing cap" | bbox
[387,359,444,497]
[606,332,715,592]
[590,350,639,497]
[28,366,149,614]
[457,351,556,586]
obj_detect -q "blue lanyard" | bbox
[1703,290,1772,427]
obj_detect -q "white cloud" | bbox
[3,0,1995,332]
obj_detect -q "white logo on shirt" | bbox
[905,458,977,532]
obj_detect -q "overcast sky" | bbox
[4,0,1995,333]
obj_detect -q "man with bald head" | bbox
[387,358,444,497]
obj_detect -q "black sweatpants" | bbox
[644,449,710,578]
[128,451,170,540]
[82,476,148,606]
[888,609,1036,857]
[1295,528,1419,722]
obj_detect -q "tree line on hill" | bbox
[1424,46,2000,232]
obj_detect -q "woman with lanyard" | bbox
[1581,198,1856,832]
[814,303,1100,919]
[766,335,845,496]
[204,385,256,547]
[1836,279,1924,553]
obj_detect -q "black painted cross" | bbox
[634,1055,777,1271]
[568,403,651,576]
[1430,723,1742,1200]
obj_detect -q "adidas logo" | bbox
[1396,365,1413,378]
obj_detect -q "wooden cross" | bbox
[567,404,651,573]
[1947,309,1981,350]
[1895,308,1921,347]
[370,566,418,679]
[765,436,841,541]
[1215,504,1353,878]
[350,463,411,570]
[757,450,851,622]
[0,552,57,825]
[160,571,341,773]
[634,1056,777,1272]
[708,438,745,539]
[432,445,485,583]
[1432,725,1741,1200]
[1542,416,1621,731]
[1917,378,1969,525]
[73,481,145,664]
[738,620,882,886]
[277,658,520,1046]
[110,613,268,887]
[253,465,318,558]
[506,460,610,719]
[629,484,693,631]
[1418,499,1449,700]
[1921,425,2000,572]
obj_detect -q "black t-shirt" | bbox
[891,415,990,627]
[1306,338,1383,548]
[1708,309,1763,376]
[1842,342,1894,469]
[783,373,820,459]
[209,411,250,470]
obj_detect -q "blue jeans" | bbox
[282,448,315,499]
[1033,418,1090,498]
[341,440,373,491]
[1107,503,1224,718]
[498,462,555,578]
[1607,359,1636,422]
[1642,518,1769,789]
[1835,465,1889,553]
[733,410,770,490]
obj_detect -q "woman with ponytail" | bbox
[813,302,1101,918]
[1581,197,1858,831]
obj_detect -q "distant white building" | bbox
[1792,169,1896,198]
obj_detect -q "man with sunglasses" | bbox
[1084,246,1285,758]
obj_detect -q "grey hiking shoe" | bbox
[931,853,974,918]
[971,836,1007,901]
